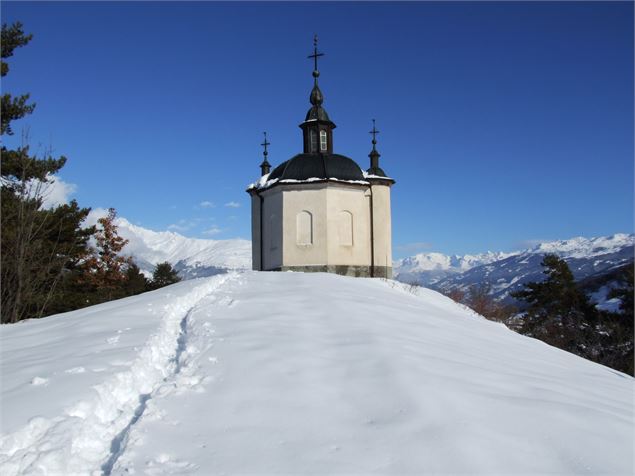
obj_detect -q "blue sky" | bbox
[2,1,633,257]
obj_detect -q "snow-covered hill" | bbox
[395,233,634,302]
[1,272,632,474]
[88,214,252,277]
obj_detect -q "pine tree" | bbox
[512,254,599,356]
[1,23,64,180]
[604,266,634,375]
[124,263,149,296]
[1,22,94,323]
[150,262,181,290]
[608,266,634,321]
[1,22,35,136]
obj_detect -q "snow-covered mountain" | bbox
[395,233,634,303]
[394,251,515,286]
[1,272,632,474]
[96,211,632,304]
[89,214,252,277]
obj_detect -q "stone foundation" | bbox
[272,265,392,279]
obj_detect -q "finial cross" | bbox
[369,119,380,149]
[261,131,270,158]
[307,34,324,72]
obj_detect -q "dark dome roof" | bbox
[305,105,332,122]
[269,153,364,182]
[367,166,388,177]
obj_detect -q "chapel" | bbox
[247,37,395,278]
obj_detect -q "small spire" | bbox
[307,34,324,106]
[308,34,324,83]
[370,119,379,152]
[260,131,271,176]
[367,119,386,177]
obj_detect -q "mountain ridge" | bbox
[84,212,252,277]
[395,233,634,303]
[91,210,632,301]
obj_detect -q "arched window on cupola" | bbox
[320,130,327,151]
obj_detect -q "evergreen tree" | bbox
[124,263,149,296]
[608,266,634,321]
[512,254,600,358]
[1,22,35,136]
[150,262,181,289]
[1,22,64,180]
[1,22,93,323]
[604,266,634,375]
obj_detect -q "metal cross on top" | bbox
[369,119,380,150]
[261,131,270,158]
[307,34,324,72]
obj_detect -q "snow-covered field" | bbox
[1,272,633,475]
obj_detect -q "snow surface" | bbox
[590,285,623,313]
[1,272,633,475]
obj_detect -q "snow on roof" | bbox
[247,172,395,191]
[362,170,395,180]
[248,175,371,190]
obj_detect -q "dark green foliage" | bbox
[603,265,634,375]
[124,264,149,296]
[1,146,66,184]
[578,263,632,298]
[1,21,150,323]
[0,22,95,323]
[1,22,32,73]
[1,95,36,136]
[150,262,181,290]
[512,254,595,344]
[1,22,35,135]
[512,254,633,376]
[608,265,634,319]
[1,191,95,322]
[44,216,150,313]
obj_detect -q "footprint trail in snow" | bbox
[0,272,239,476]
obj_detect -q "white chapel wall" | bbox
[337,210,353,246]
[370,183,393,272]
[250,194,262,270]
[261,188,283,270]
[282,186,328,266]
[259,181,389,273]
[325,185,371,266]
